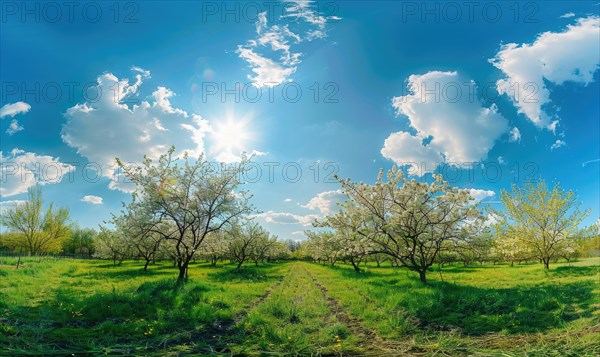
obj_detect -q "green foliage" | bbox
[1,186,70,255]
[492,180,590,269]
[62,227,97,257]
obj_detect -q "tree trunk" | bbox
[178,262,188,281]
[350,259,361,272]
[143,259,150,272]
[543,258,550,270]
[418,270,427,284]
[236,260,243,271]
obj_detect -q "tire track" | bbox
[193,267,290,353]
[301,265,387,356]
[302,264,426,356]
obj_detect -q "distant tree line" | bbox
[299,168,598,283]
[2,152,597,284]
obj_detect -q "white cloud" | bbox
[61,70,210,192]
[131,65,151,78]
[81,195,103,205]
[6,119,24,135]
[381,132,444,175]
[0,102,30,118]
[214,149,267,164]
[214,150,244,164]
[237,2,340,87]
[254,210,319,226]
[560,12,576,18]
[107,174,137,193]
[498,156,505,165]
[0,148,75,197]
[237,47,297,88]
[0,200,26,215]
[468,189,495,203]
[383,71,509,175]
[282,0,341,40]
[250,150,268,157]
[509,127,521,142]
[284,198,293,202]
[550,139,566,150]
[491,16,600,130]
[302,189,346,215]
[1,102,30,135]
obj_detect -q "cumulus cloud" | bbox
[383,71,509,175]
[81,195,103,205]
[302,189,346,215]
[560,12,575,19]
[214,148,267,164]
[0,102,30,118]
[381,132,444,175]
[508,127,521,142]
[284,198,293,202]
[61,69,210,192]
[214,151,244,164]
[468,189,495,203]
[491,16,600,130]
[254,210,319,226]
[550,139,566,150]
[237,1,340,87]
[6,119,24,135]
[1,101,30,135]
[0,148,75,197]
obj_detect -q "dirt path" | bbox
[197,262,421,355]
[193,268,288,353]
[300,265,393,356]
[230,275,285,326]
[302,264,429,356]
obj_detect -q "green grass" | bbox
[229,263,360,355]
[0,258,598,355]
[0,259,287,355]
[302,258,600,355]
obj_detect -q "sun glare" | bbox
[213,118,250,152]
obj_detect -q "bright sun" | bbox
[213,118,250,152]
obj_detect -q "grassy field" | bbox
[0,257,598,356]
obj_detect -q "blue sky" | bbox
[1,1,599,239]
